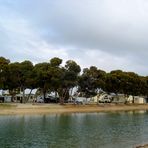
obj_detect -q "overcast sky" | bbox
[0,0,148,75]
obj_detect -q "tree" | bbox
[57,60,81,104]
[8,62,21,101]
[0,57,10,89]
[1,56,148,105]
[105,70,124,94]
[34,57,64,103]
[50,57,62,67]
[78,66,106,97]
[8,61,34,103]
[105,70,145,103]
[34,62,51,102]
[49,57,63,102]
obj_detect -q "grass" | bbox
[0,103,17,109]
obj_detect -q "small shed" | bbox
[134,96,146,104]
[4,96,12,102]
[112,94,126,103]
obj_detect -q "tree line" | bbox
[0,56,148,104]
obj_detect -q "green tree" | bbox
[0,57,10,89]
[78,66,106,97]
[8,61,34,103]
[34,62,51,102]
[34,57,63,103]
[57,60,81,104]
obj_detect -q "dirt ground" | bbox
[136,144,148,148]
[0,103,148,115]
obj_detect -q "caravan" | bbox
[91,93,112,103]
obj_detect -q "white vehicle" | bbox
[98,96,111,103]
[36,96,44,103]
[75,97,87,104]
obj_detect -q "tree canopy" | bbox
[0,56,148,103]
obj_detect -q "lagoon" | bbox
[0,111,148,148]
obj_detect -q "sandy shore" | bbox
[0,103,148,115]
[136,144,148,148]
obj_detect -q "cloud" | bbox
[0,0,148,75]
[0,1,69,64]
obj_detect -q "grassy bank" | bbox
[0,103,17,109]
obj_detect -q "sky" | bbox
[0,0,148,75]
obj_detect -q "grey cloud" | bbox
[0,0,148,75]
[20,0,148,59]
[5,0,148,54]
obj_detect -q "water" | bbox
[0,111,148,148]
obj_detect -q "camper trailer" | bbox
[91,93,112,103]
[133,96,146,104]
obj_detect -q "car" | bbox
[36,97,44,103]
[67,97,75,103]
[75,97,86,104]
[45,96,59,103]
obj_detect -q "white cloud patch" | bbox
[0,2,69,64]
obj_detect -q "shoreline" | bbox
[1,103,148,148]
[0,103,148,115]
[136,144,148,148]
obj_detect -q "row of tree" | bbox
[0,56,148,104]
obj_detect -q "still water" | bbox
[0,111,148,148]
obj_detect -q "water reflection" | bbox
[0,111,148,148]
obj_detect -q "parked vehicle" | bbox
[98,96,111,103]
[74,97,90,104]
[67,97,75,103]
[36,97,44,103]
[45,96,59,103]
[0,96,4,103]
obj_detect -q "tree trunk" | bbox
[60,89,66,105]
[22,87,25,103]
[97,94,100,105]
[43,89,46,103]
[11,94,15,102]
[55,91,58,103]
[70,88,73,97]
[10,89,15,102]
[60,92,64,105]
[132,96,135,104]
[26,89,33,103]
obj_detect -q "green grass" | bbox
[0,103,17,109]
